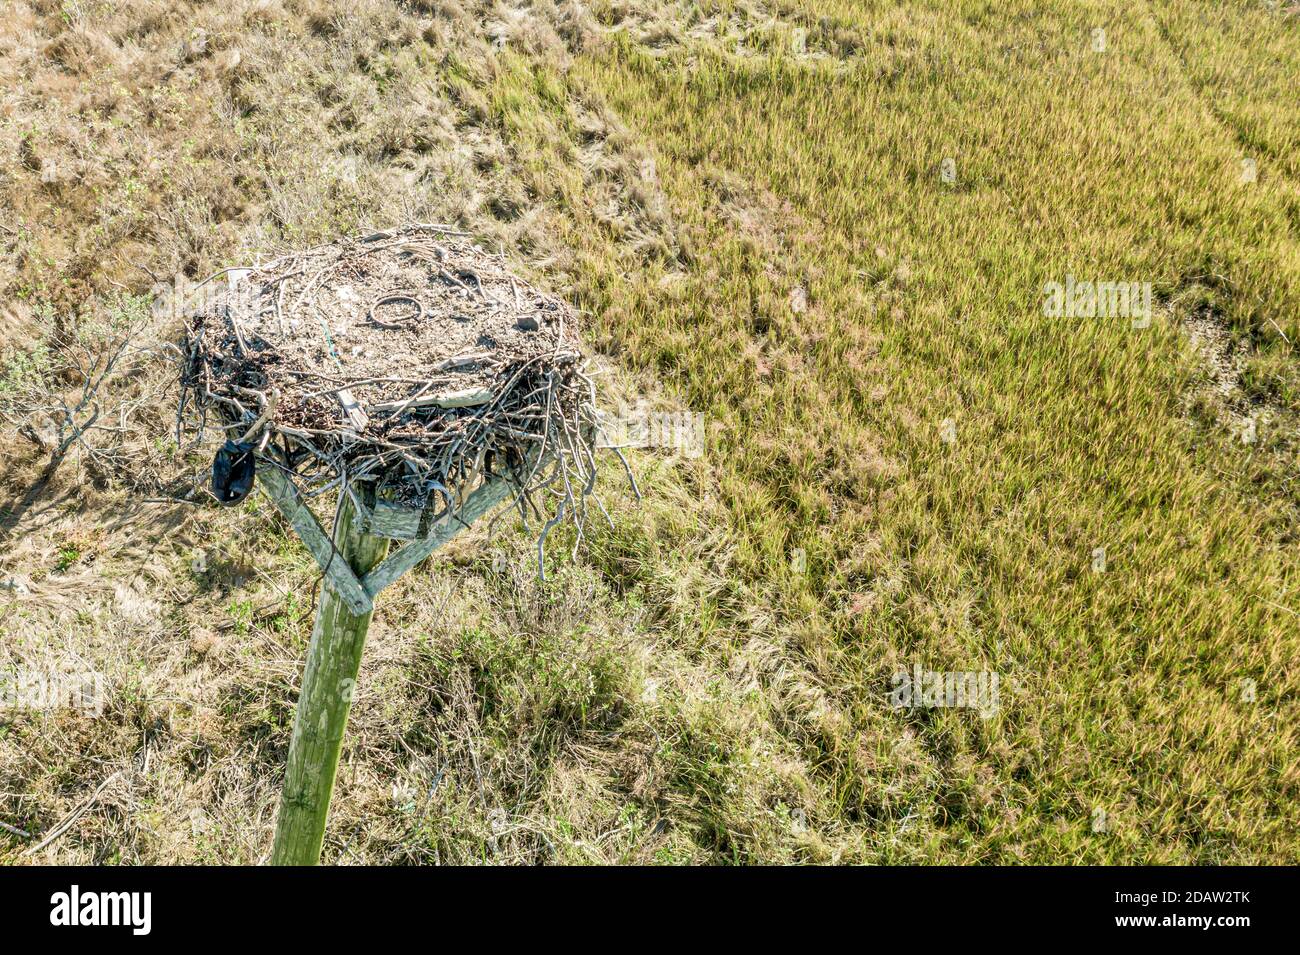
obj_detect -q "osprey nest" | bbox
[181,224,627,561]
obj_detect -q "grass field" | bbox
[1,0,1297,864]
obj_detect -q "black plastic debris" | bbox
[212,440,256,505]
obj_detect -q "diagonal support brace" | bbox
[362,477,514,597]
[257,467,373,615]
[259,468,517,613]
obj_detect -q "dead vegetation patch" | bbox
[1180,305,1277,444]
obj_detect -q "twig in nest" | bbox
[238,388,280,443]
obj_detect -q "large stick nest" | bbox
[180,224,625,556]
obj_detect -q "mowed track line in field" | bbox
[1147,0,1300,187]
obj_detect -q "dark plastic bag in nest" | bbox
[212,441,256,505]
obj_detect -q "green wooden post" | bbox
[271,489,388,865]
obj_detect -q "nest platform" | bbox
[181,224,608,547]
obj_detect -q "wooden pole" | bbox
[271,489,388,866]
